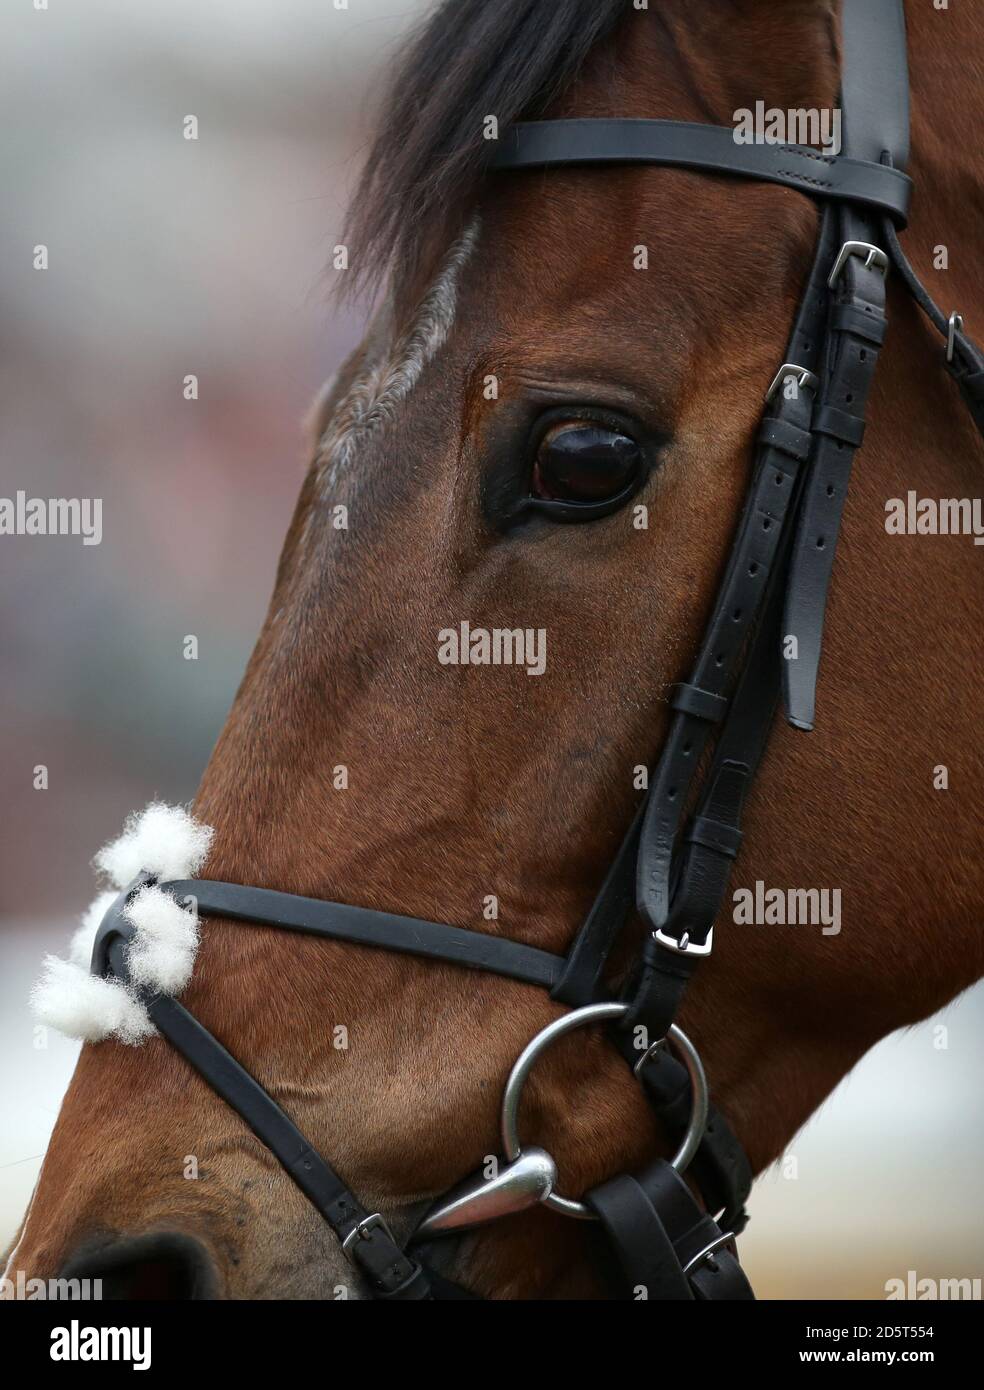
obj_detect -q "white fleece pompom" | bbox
[123,884,200,993]
[94,802,213,889]
[69,889,119,969]
[31,956,155,1046]
[32,802,213,1045]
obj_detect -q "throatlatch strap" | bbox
[882,217,984,442]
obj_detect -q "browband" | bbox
[490,119,913,226]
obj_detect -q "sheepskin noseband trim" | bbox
[31,803,214,1045]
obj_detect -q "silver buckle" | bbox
[827,240,889,288]
[947,311,964,364]
[765,362,819,403]
[682,1230,737,1278]
[651,925,714,958]
[341,1211,396,1262]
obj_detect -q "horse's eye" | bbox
[532,422,642,503]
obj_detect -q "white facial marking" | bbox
[314,219,480,494]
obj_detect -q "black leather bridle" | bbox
[91,0,984,1300]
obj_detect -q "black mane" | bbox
[342,0,628,300]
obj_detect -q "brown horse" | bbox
[7,0,983,1299]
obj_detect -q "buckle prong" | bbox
[651,925,714,959]
[765,362,819,403]
[947,311,964,364]
[682,1231,737,1278]
[341,1211,395,1261]
[827,240,889,288]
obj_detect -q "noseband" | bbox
[91,0,984,1299]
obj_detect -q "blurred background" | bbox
[2,0,981,1299]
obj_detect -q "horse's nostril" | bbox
[60,1232,217,1300]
